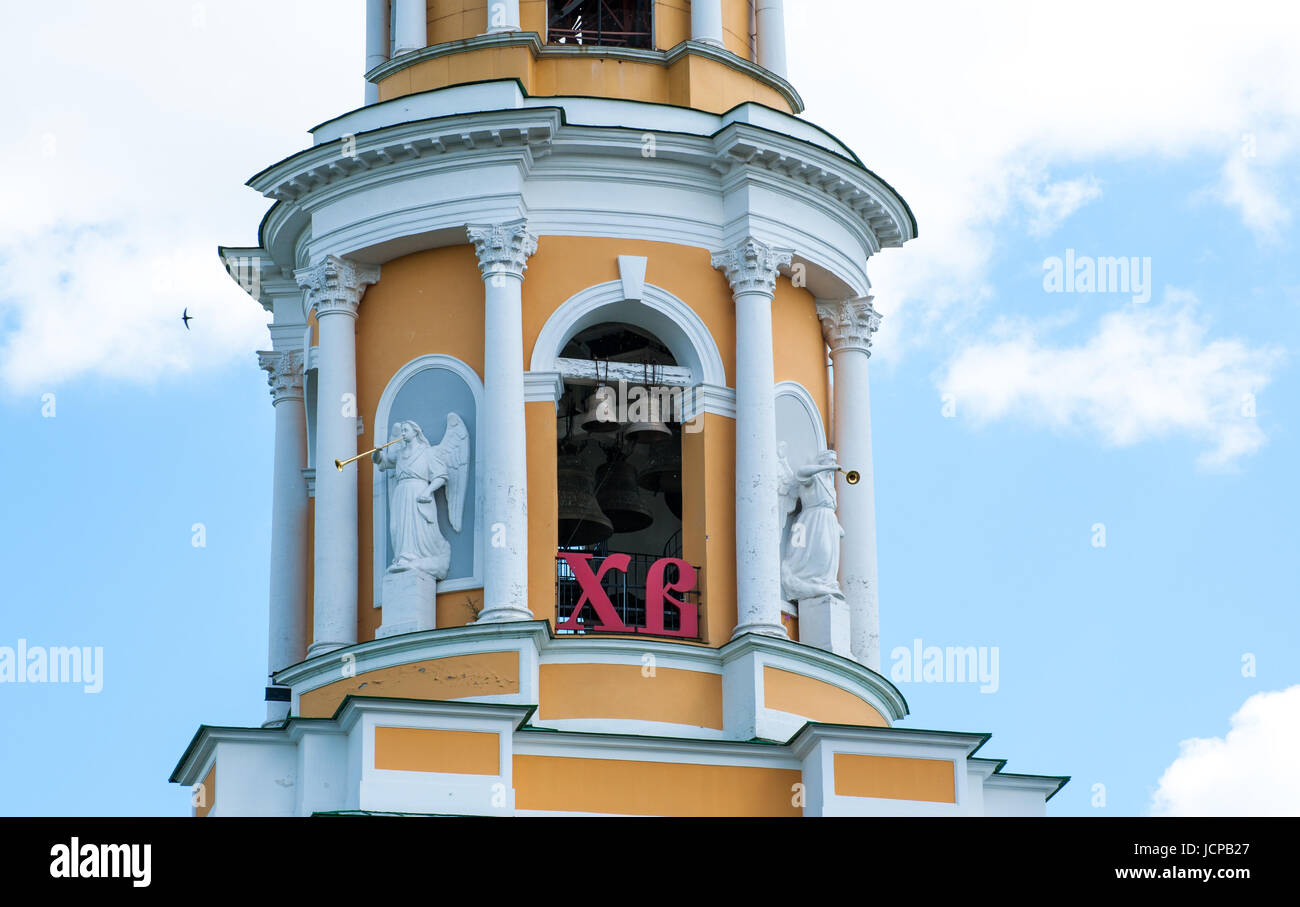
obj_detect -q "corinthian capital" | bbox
[257,349,306,404]
[711,237,794,296]
[294,255,380,318]
[817,296,882,355]
[467,219,538,280]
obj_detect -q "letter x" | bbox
[556,552,631,632]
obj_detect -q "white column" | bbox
[257,349,308,723]
[485,0,520,34]
[468,220,537,623]
[691,0,725,47]
[365,0,391,105]
[818,297,882,670]
[393,0,427,56]
[712,238,793,640]
[756,0,787,77]
[295,256,380,658]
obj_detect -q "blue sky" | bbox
[2,1,1298,815]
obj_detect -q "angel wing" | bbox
[433,413,471,533]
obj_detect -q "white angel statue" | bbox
[778,443,845,602]
[373,415,470,579]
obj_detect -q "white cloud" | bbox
[1018,174,1103,237]
[788,0,1300,353]
[937,291,1283,467]
[1150,685,1300,816]
[0,0,360,394]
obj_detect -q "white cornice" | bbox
[237,99,917,305]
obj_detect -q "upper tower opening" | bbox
[547,0,654,49]
[363,1,798,115]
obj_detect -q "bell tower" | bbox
[178,0,1066,817]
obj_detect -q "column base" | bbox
[475,606,534,624]
[731,620,789,641]
[306,640,351,658]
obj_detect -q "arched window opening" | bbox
[554,322,698,637]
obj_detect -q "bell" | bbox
[664,491,682,520]
[557,453,613,545]
[578,387,619,433]
[596,457,654,533]
[637,440,682,494]
[624,416,672,445]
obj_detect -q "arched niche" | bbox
[372,354,484,609]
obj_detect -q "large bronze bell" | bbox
[637,438,682,494]
[596,457,654,533]
[624,415,673,444]
[578,387,619,433]
[557,453,613,545]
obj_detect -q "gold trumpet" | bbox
[839,467,862,485]
[335,437,404,472]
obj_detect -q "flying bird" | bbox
[181,308,193,330]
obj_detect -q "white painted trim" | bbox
[530,278,728,389]
[372,354,485,609]
[523,370,565,404]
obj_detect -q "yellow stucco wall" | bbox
[539,663,724,727]
[763,666,888,727]
[833,753,957,803]
[298,651,521,718]
[374,726,501,774]
[514,754,801,815]
[305,235,820,650]
[772,272,830,439]
[421,1,748,55]
[375,44,790,114]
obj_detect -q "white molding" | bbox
[681,383,736,421]
[530,278,728,389]
[523,370,564,405]
[372,354,485,609]
[243,99,913,299]
[617,255,648,301]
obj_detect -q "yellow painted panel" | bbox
[655,0,690,49]
[833,753,957,803]
[722,0,754,60]
[514,755,801,815]
[539,663,724,728]
[520,0,546,35]
[436,587,484,628]
[526,400,558,620]
[298,651,520,718]
[763,666,888,727]
[374,726,500,775]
